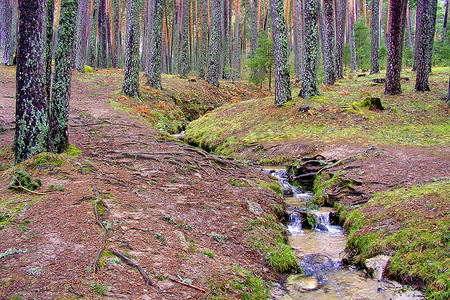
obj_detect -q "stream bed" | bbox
[264,168,423,300]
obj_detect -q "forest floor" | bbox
[0,66,284,299]
[0,65,449,299]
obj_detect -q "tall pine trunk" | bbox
[180,0,191,78]
[270,0,291,105]
[335,0,346,78]
[15,0,48,164]
[206,0,222,87]
[300,0,320,98]
[74,0,89,72]
[385,0,407,95]
[112,0,120,68]
[232,0,241,81]
[45,0,55,100]
[442,0,449,48]
[123,0,140,98]
[1,0,17,66]
[87,0,99,68]
[197,0,208,78]
[49,0,78,153]
[414,0,437,91]
[172,0,181,74]
[323,0,336,85]
[292,0,302,82]
[349,0,357,73]
[370,0,380,74]
[97,0,108,68]
[147,0,165,89]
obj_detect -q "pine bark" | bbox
[87,0,99,67]
[197,0,208,78]
[385,0,407,95]
[447,71,450,104]
[292,0,302,82]
[323,0,336,85]
[180,0,191,78]
[147,0,165,89]
[15,0,48,164]
[414,0,437,92]
[370,0,380,74]
[97,0,108,68]
[206,0,222,87]
[335,0,346,78]
[0,0,17,66]
[122,0,140,98]
[270,0,291,105]
[300,0,320,98]
[45,0,55,100]
[172,0,181,74]
[232,0,241,81]
[112,0,120,68]
[74,0,89,71]
[442,0,449,47]
[49,0,78,153]
[349,0,357,73]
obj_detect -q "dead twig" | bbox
[168,276,206,293]
[92,184,109,273]
[109,249,160,292]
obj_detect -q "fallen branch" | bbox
[92,184,109,273]
[168,276,206,293]
[109,249,160,292]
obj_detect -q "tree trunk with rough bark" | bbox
[49,0,78,153]
[87,0,99,67]
[323,0,336,85]
[270,0,291,105]
[292,0,302,82]
[370,0,380,74]
[97,0,108,68]
[447,72,450,104]
[112,0,120,68]
[335,0,346,78]
[74,0,89,71]
[122,0,140,98]
[414,0,437,91]
[197,0,208,78]
[232,0,241,81]
[15,0,48,164]
[1,0,17,66]
[385,0,407,95]
[180,0,191,78]
[147,0,165,89]
[349,0,357,73]
[206,0,221,87]
[442,0,449,48]
[172,0,181,74]
[300,0,320,98]
[45,0,55,100]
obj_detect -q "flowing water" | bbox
[264,168,423,300]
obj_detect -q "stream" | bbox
[264,167,423,300]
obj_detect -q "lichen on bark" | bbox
[122,0,140,98]
[147,0,165,90]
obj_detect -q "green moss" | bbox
[258,180,283,196]
[84,65,93,73]
[64,145,82,158]
[342,180,450,298]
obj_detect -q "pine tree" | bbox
[15,0,48,164]
[385,0,407,95]
[300,0,320,98]
[197,0,208,78]
[292,0,303,82]
[112,0,120,68]
[147,0,166,89]
[74,0,90,72]
[87,0,99,68]
[270,0,292,105]
[323,0,335,85]
[123,0,140,98]
[179,0,191,78]
[206,0,222,87]
[335,0,346,78]
[97,0,108,68]
[49,0,78,153]
[414,0,437,92]
[45,0,55,100]
[0,0,17,66]
[370,0,380,74]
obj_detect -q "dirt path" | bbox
[0,68,283,299]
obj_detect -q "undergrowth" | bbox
[338,179,450,299]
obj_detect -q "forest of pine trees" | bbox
[0,0,449,162]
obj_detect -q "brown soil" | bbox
[0,67,282,299]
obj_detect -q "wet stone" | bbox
[365,255,391,281]
[288,275,319,291]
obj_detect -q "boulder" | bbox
[364,255,391,281]
[287,275,319,292]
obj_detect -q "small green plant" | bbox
[46,184,65,192]
[203,250,214,259]
[18,223,31,231]
[0,248,27,259]
[26,267,42,275]
[259,180,283,196]
[7,170,42,192]
[90,282,110,296]
[209,232,228,244]
[154,233,165,243]
[162,215,176,225]
[170,177,177,183]
[65,145,82,158]
[230,178,251,187]
[84,65,93,73]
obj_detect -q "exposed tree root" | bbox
[92,184,109,273]
[168,276,206,293]
[109,249,160,292]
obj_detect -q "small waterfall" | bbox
[310,210,343,234]
[288,212,303,234]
